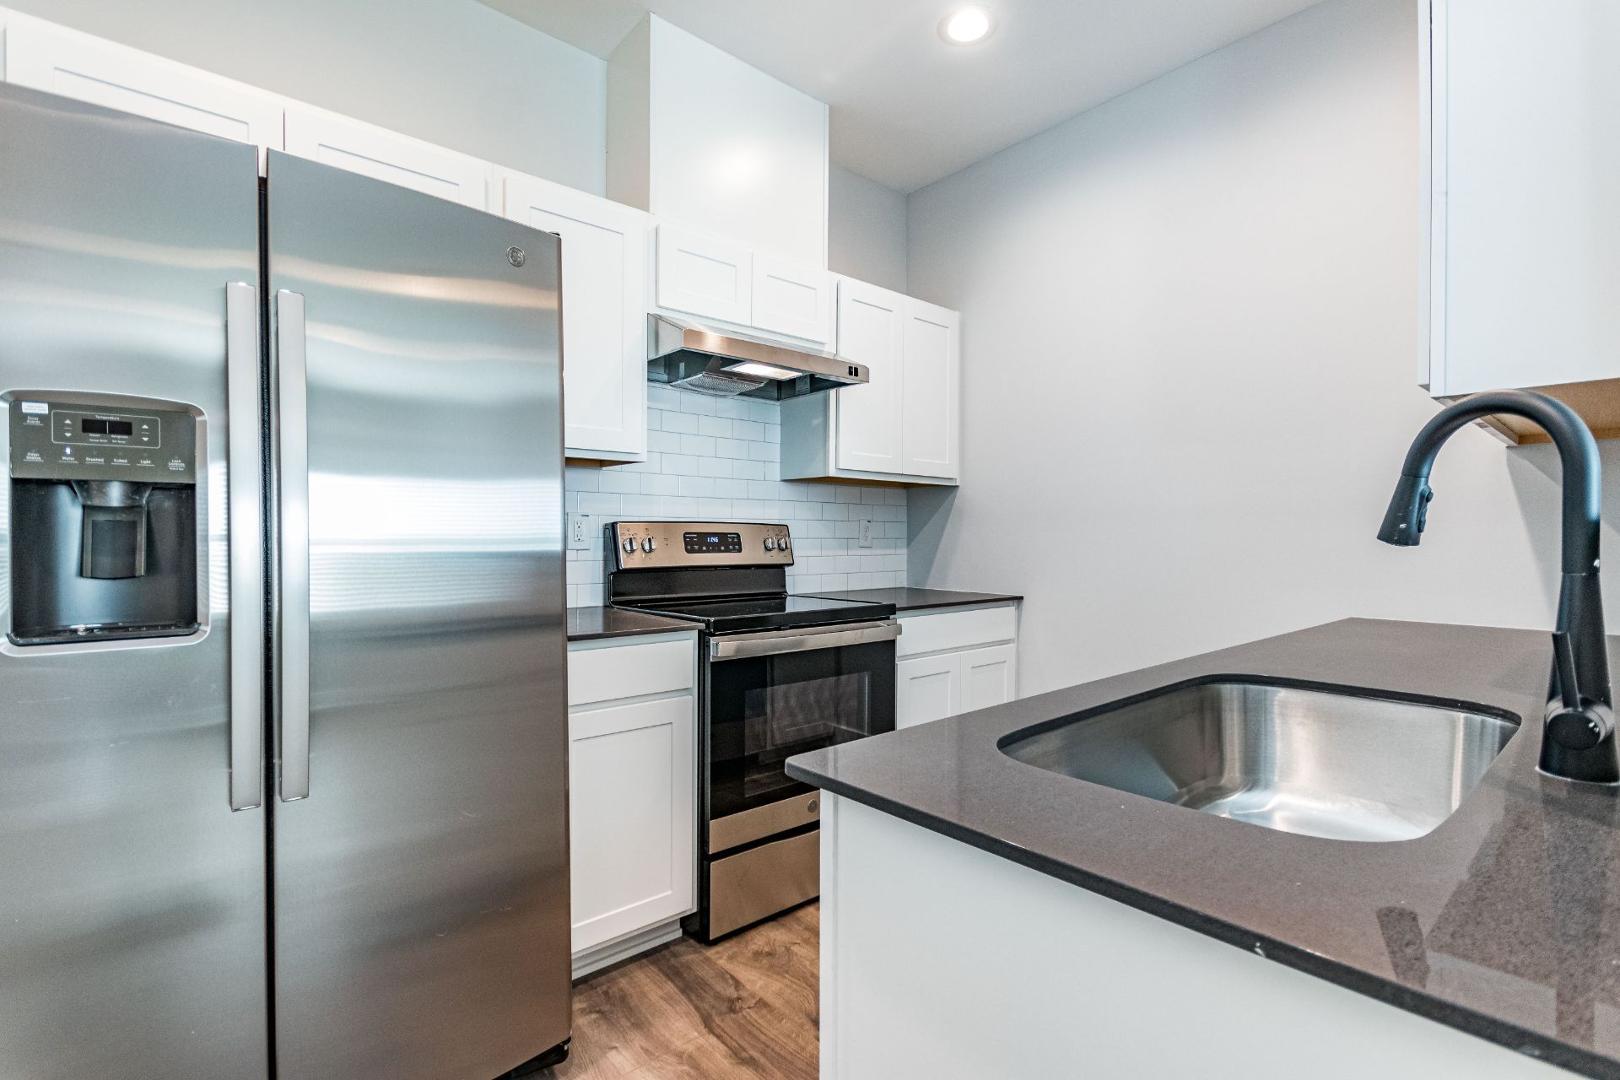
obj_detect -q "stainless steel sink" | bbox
[999,680,1519,842]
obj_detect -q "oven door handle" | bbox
[709,619,900,661]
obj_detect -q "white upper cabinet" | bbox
[653,223,834,348]
[503,171,648,462]
[752,251,836,345]
[900,299,961,479]
[0,11,283,165]
[781,276,961,485]
[284,105,490,210]
[1424,0,1620,397]
[608,15,829,269]
[654,223,753,327]
[833,279,906,474]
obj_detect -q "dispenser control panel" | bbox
[9,397,197,484]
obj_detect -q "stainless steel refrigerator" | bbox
[0,84,571,1079]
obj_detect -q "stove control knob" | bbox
[763,537,776,551]
[621,537,636,554]
[642,537,656,553]
[778,536,790,552]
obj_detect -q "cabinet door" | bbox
[834,278,906,474]
[751,251,834,344]
[283,106,489,209]
[896,653,960,730]
[901,298,960,479]
[569,694,696,953]
[504,172,648,460]
[2,15,282,162]
[1432,0,1620,393]
[959,644,1017,714]
[655,223,752,326]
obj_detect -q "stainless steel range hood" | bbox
[647,314,867,400]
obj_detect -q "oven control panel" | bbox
[610,521,793,570]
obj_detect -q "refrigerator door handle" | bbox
[226,281,265,811]
[276,289,311,802]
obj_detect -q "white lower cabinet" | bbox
[959,643,1018,714]
[894,604,1018,730]
[896,652,960,729]
[566,632,697,976]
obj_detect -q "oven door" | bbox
[705,620,898,822]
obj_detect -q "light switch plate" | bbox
[567,513,592,550]
[858,519,874,548]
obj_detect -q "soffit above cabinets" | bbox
[607,16,829,269]
[481,0,1322,193]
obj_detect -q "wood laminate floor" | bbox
[541,903,819,1080]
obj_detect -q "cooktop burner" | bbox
[617,593,894,634]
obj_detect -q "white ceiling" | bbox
[479,0,1324,193]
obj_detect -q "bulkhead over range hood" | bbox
[647,314,868,400]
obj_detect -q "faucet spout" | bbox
[1377,390,1617,784]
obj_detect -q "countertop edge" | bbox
[565,606,697,643]
[785,762,1615,1080]
[804,587,1023,612]
[566,627,696,643]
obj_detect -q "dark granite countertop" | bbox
[566,606,694,642]
[786,618,1620,1078]
[803,587,1021,612]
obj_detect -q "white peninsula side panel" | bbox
[819,795,1567,1080]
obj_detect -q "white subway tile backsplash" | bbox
[680,434,717,457]
[566,398,909,597]
[661,411,699,435]
[598,471,642,494]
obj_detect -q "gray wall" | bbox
[829,164,908,293]
[905,0,1615,695]
[9,0,608,193]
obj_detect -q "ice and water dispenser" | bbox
[7,396,200,645]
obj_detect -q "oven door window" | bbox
[707,638,896,819]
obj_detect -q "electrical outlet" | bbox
[858,518,874,548]
[567,513,591,551]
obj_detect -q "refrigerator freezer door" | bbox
[0,86,269,1077]
[266,152,570,1079]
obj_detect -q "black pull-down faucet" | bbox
[1378,389,1619,785]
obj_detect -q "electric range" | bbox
[608,521,899,940]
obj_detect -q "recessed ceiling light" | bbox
[940,7,993,45]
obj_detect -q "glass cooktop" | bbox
[616,594,895,633]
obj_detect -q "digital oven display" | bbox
[684,531,743,554]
